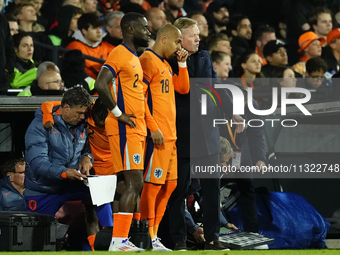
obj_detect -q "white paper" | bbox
[86,175,117,206]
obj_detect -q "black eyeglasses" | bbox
[309,75,324,82]
[46,80,64,85]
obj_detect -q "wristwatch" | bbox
[85,154,93,161]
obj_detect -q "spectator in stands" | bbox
[5,13,19,36]
[129,0,152,11]
[4,0,20,14]
[211,51,231,80]
[31,0,47,29]
[233,50,263,89]
[49,5,83,46]
[322,28,340,74]
[206,33,232,56]
[18,60,60,96]
[80,0,98,14]
[62,49,95,94]
[229,14,252,60]
[145,8,167,40]
[10,32,37,89]
[63,0,82,8]
[0,13,16,95]
[29,70,64,95]
[305,56,331,102]
[66,13,114,79]
[271,67,297,87]
[189,12,209,44]
[24,87,113,250]
[0,156,26,211]
[103,11,124,46]
[159,0,186,23]
[205,2,229,34]
[261,39,288,77]
[293,31,325,77]
[308,7,332,45]
[254,25,276,66]
[14,1,44,32]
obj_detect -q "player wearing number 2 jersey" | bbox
[95,12,151,252]
[139,24,190,251]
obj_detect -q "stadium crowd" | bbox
[0,0,339,252]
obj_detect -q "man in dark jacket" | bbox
[229,14,253,61]
[169,17,237,251]
[0,156,26,211]
[24,88,113,249]
[0,13,16,95]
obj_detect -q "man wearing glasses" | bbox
[0,156,26,211]
[18,70,65,96]
[305,57,331,102]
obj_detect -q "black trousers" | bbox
[234,178,258,233]
[168,154,221,244]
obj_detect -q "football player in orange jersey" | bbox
[139,24,189,251]
[95,12,152,251]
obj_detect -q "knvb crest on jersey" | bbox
[133,154,141,164]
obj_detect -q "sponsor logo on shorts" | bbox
[154,168,163,179]
[133,154,141,164]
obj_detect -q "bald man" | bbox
[139,24,189,251]
[145,8,167,40]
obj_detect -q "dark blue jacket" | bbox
[172,45,231,158]
[24,106,93,195]
[0,177,26,211]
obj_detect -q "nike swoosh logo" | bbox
[132,65,136,68]
[5,192,10,195]
[161,71,165,74]
[53,131,59,134]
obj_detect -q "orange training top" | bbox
[66,41,115,79]
[103,43,146,137]
[139,49,190,141]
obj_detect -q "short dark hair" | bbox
[306,57,328,74]
[92,97,108,126]
[254,24,275,42]
[229,14,248,32]
[308,7,332,26]
[78,13,104,32]
[206,33,230,51]
[61,87,92,108]
[120,12,144,35]
[1,156,25,178]
[62,50,85,73]
[211,51,230,64]
[12,32,33,49]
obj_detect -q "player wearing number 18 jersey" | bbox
[139,24,190,251]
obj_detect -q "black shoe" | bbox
[204,240,230,250]
[174,241,187,251]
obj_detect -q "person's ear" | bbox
[256,40,261,48]
[266,55,272,64]
[161,34,167,44]
[241,63,246,70]
[231,30,237,37]
[82,28,87,37]
[213,61,218,70]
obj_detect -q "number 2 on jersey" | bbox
[133,74,138,88]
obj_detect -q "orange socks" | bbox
[154,180,177,235]
[87,235,96,251]
[140,182,162,239]
[112,213,133,238]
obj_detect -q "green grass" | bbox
[1,251,339,255]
